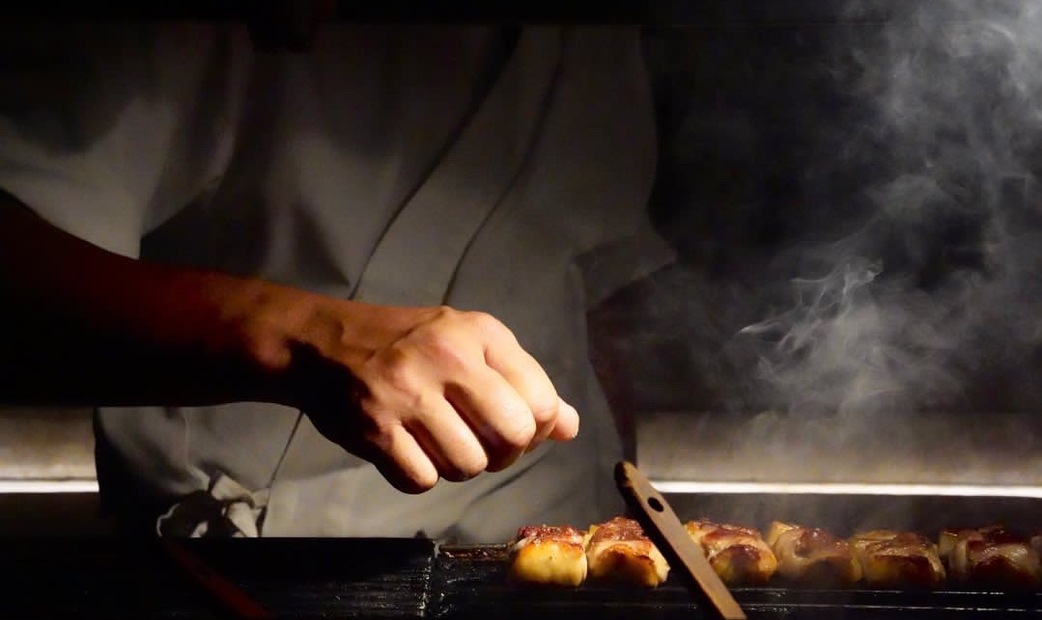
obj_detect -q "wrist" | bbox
[204,276,321,405]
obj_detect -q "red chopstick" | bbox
[159,539,271,619]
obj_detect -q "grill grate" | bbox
[5,538,1042,618]
[430,545,1042,619]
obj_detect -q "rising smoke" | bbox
[643,0,1042,424]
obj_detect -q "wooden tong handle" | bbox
[615,460,747,620]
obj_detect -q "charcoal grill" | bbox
[433,544,1042,620]
[5,537,1042,618]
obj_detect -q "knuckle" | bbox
[415,470,440,492]
[431,304,458,321]
[402,469,439,494]
[442,455,487,482]
[499,412,537,450]
[424,305,462,331]
[529,396,560,426]
[376,350,424,395]
[466,310,512,339]
[460,451,489,477]
[419,330,467,368]
[361,416,398,452]
[411,314,476,370]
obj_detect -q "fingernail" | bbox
[560,401,580,439]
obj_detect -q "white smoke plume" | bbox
[722,0,1042,421]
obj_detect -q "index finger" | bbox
[478,315,570,445]
[548,398,579,442]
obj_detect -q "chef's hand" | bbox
[0,195,577,494]
[267,300,580,494]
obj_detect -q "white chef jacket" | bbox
[0,22,673,541]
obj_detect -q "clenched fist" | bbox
[247,294,580,493]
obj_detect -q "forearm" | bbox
[0,191,580,491]
[0,192,305,407]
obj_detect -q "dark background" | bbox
[595,4,1042,421]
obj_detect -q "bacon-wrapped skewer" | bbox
[939,525,1041,590]
[849,529,946,589]
[684,518,778,586]
[507,524,588,587]
[766,521,862,587]
[584,516,670,587]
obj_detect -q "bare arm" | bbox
[0,191,579,493]
[0,192,279,406]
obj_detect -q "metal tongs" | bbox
[615,460,747,620]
